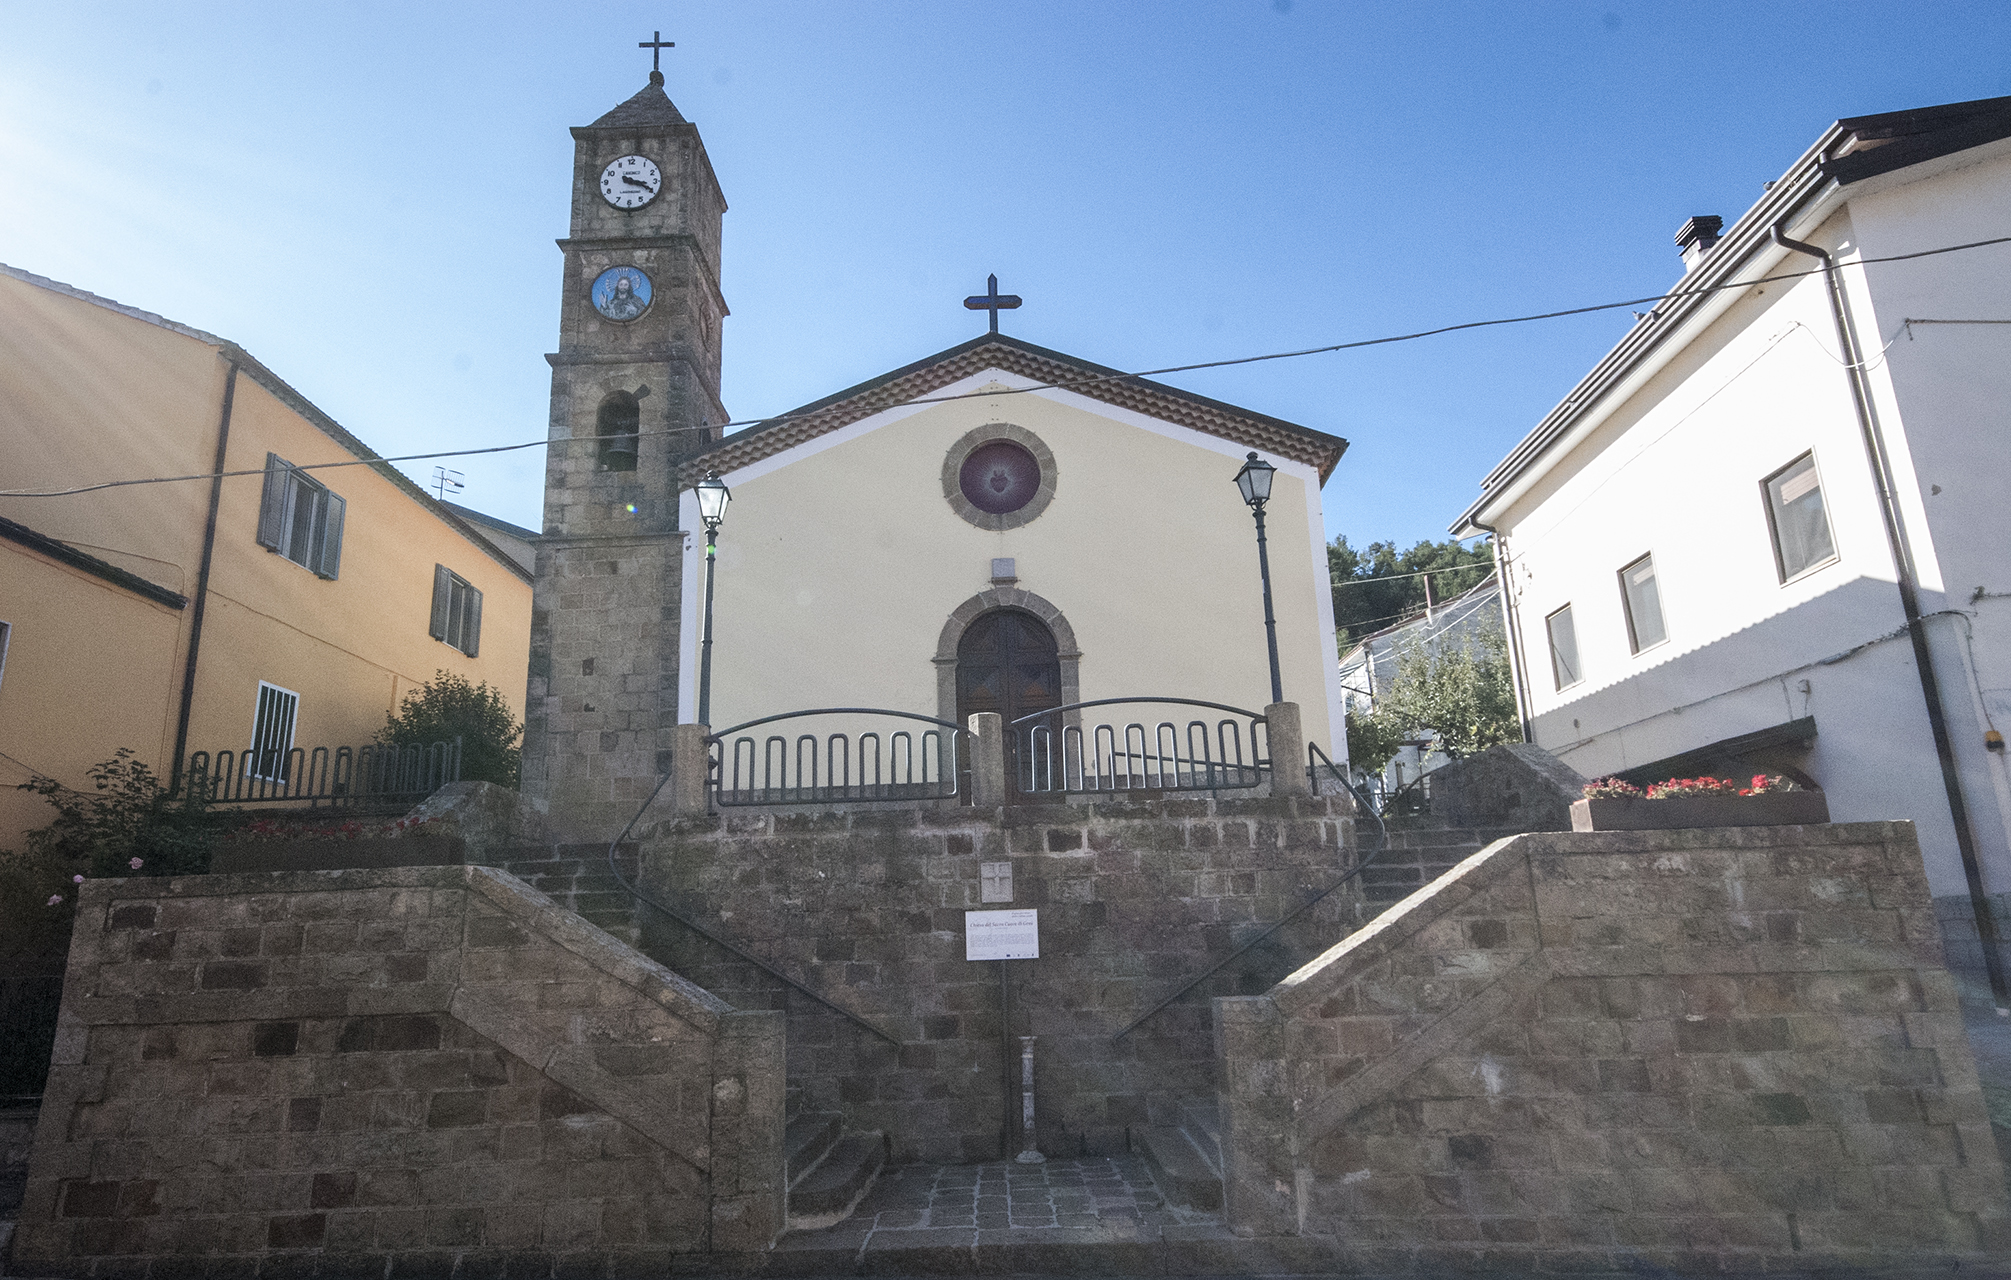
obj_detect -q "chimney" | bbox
[1676,215,1724,269]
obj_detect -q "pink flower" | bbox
[129,857,144,870]
[73,874,85,884]
[47,894,63,906]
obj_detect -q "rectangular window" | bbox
[248,682,300,781]
[1546,604,1582,690]
[1763,453,1836,583]
[429,565,483,657]
[256,453,346,579]
[1619,554,1667,653]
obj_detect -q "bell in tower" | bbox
[523,37,728,835]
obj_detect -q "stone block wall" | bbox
[636,794,1356,1165]
[13,865,784,1277]
[1216,821,2010,1273]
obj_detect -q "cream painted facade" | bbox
[676,357,1347,759]
[0,264,533,848]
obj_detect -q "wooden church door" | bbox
[955,609,1062,798]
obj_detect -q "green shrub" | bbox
[378,670,523,788]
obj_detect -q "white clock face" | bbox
[599,154,662,209]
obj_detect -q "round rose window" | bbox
[958,440,1042,515]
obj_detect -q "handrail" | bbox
[1008,696,1267,727]
[707,706,967,741]
[1113,741,1388,1038]
[602,763,901,1046]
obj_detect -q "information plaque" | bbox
[965,908,1039,961]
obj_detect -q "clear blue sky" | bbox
[4,2,2006,549]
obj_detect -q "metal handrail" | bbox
[1007,696,1268,727]
[1012,697,1271,796]
[708,707,966,739]
[1113,741,1388,1038]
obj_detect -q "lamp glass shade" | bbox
[695,472,731,527]
[1234,452,1275,507]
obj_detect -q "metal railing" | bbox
[708,709,965,806]
[183,739,461,808]
[1012,698,1271,796]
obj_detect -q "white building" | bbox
[1452,94,2011,997]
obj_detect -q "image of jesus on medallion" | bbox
[591,266,652,322]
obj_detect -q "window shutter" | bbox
[256,454,288,550]
[314,490,345,579]
[430,565,452,640]
[465,585,482,658]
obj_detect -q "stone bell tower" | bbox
[523,61,728,836]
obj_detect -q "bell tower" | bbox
[524,57,728,835]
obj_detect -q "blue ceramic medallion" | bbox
[590,266,652,322]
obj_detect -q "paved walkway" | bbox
[767,1155,1325,1275]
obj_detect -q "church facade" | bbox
[527,71,1349,833]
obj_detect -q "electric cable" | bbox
[5,233,2008,501]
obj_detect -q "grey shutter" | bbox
[256,453,288,550]
[314,490,345,579]
[465,585,482,658]
[429,565,452,639]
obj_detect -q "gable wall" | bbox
[677,371,1342,754]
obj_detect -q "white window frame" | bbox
[1618,553,1668,655]
[1546,603,1582,691]
[429,565,483,657]
[256,453,346,579]
[248,681,301,781]
[1762,451,1839,585]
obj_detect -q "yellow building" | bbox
[0,264,533,847]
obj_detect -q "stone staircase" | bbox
[492,843,642,946]
[783,1088,887,1231]
[1131,1097,1223,1212]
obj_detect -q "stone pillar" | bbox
[968,712,1006,807]
[1266,701,1308,797]
[670,723,711,816]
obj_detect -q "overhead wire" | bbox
[5,233,2008,501]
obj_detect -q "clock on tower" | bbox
[524,52,730,836]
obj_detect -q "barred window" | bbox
[248,682,299,781]
[429,565,483,657]
[255,453,346,579]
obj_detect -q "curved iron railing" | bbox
[1011,697,1270,796]
[707,708,966,806]
[184,740,461,809]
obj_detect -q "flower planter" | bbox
[209,834,467,875]
[1570,790,1829,832]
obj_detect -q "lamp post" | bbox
[694,470,731,727]
[1233,451,1284,706]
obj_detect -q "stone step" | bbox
[1132,1125,1222,1212]
[1178,1098,1223,1178]
[786,1131,886,1230]
[785,1111,842,1187]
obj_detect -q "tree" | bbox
[1347,623,1520,775]
[1330,535,1495,650]
[378,671,523,788]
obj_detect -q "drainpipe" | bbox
[170,359,239,793]
[1771,222,2008,1004]
[1469,520,1534,744]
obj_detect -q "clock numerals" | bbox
[599,154,663,210]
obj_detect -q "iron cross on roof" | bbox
[963,274,1022,334]
[638,30,675,72]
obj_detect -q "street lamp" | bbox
[1233,452,1284,706]
[694,470,731,727]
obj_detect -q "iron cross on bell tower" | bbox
[963,274,1022,334]
[638,30,674,72]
